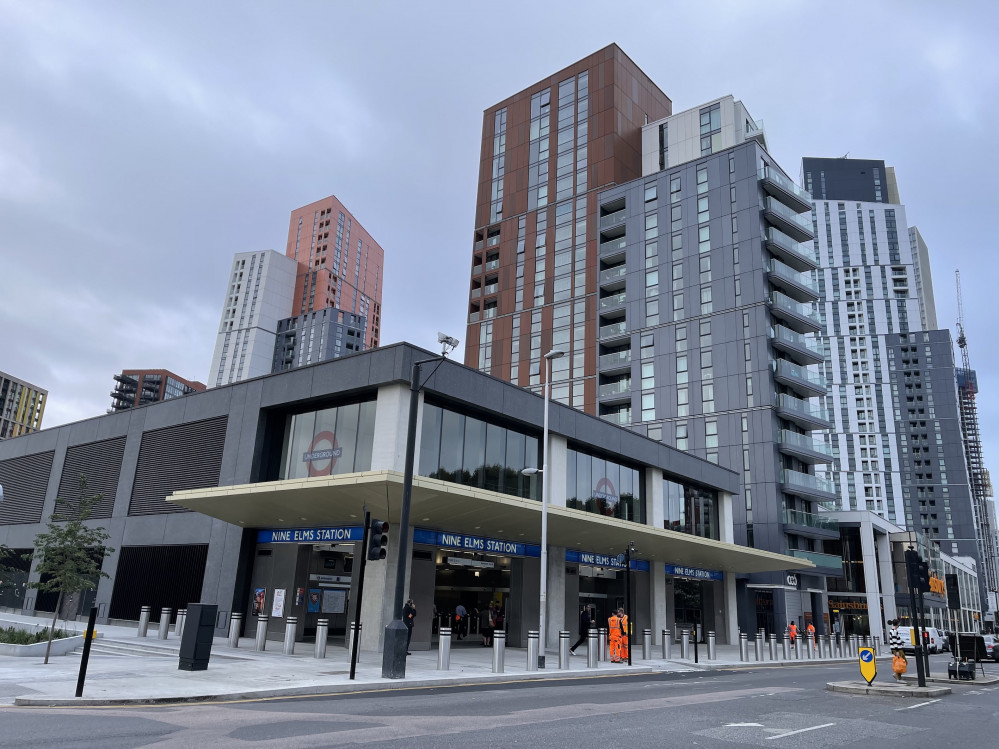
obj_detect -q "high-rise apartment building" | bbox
[0,372,46,439]
[286,196,383,351]
[271,308,367,372]
[465,46,833,632]
[210,250,298,387]
[109,369,204,412]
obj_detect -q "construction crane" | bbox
[955,269,998,617]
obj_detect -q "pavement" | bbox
[0,612,989,707]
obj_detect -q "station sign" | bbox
[664,564,723,581]
[258,526,363,544]
[414,528,541,558]
[567,550,650,572]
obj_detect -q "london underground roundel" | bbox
[303,431,343,476]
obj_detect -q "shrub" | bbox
[0,626,70,645]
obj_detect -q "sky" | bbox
[1,0,997,477]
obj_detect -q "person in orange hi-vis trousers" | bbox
[618,608,630,663]
[608,610,623,663]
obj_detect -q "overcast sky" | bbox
[1,1,996,474]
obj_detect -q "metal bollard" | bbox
[138,605,151,637]
[314,618,328,659]
[599,627,608,662]
[347,622,361,663]
[781,634,789,660]
[587,628,599,668]
[437,626,452,670]
[804,634,812,659]
[754,634,763,661]
[559,630,570,670]
[681,628,690,659]
[158,608,171,640]
[708,631,716,660]
[642,629,652,660]
[769,633,777,660]
[662,629,672,660]
[175,609,187,639]
[526,630,539,671]
[255,616,269,651]
[872,636,880,656]
[739,632,748,661]
[823,634,831,658]
[283,616,297,655]
[228,612,242,648]
[492,630,506,673]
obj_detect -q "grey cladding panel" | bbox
[0,451,54,524]
[56,437,126,519]
[128,416,228,516]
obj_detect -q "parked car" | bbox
[901,626,943,654]
[941,630,952,652]
[983,634,998,661]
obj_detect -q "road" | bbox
[1,658,996,748]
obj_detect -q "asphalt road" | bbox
[1,657,996,749]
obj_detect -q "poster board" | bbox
[271,588,286,618]
[321,588,347,614]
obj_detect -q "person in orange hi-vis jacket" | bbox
[806,621,816,649]
[608,610,623,663]
[618,608,630,663]
[788,621,798,648]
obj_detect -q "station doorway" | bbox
[429,550,511,646]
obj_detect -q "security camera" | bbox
[438,333,460,356]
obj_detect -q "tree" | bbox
[29,475,114,664]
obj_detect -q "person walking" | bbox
[569,604,591,655]
[888,619,907,681]
[608,609,623,663]
[455,603,467,640]
[480,603,494,647]
[788,621,798,649]
[402,598,416,655]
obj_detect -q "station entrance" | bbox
[423,548,511,646]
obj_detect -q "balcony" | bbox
[484,259,500,271]
[599,292,626,311]
[598,379,632,401]
[767,258,819,302]
[774,359,827,397]
[776,393,832,430]
[599,209,627,230]
[759,166,813,214]
[778,429,833,465]
[745,119,767,148]
[470,287,481,299]
[764,197,815,242]
[599,265,627,289]
[788,549,843,572]
[770,291,821,334]
[599,237,628,260]
[770,325,824,366]
[764,228,819,271]
[474,240,484,251]
[598,321,628,340]
[481,306,497,320]
[599,349,632,373]
[782,509,840,536]
[482,283,498,296]
[781,468,838,502]
[486,235,500,247]
[471,264,482,276]
[599,408,633,426]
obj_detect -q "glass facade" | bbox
[664,479,718,539]
[279,400,376,479]
[566,448,644,523]
[418,402,539,500]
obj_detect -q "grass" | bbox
[0,625,71,645]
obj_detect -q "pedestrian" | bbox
[833,618,841,641]
[788,621,797,648]
[480,603,494,647]
[403,598,416,655]
[618,608,630,663]
[455,602,467,640]
[493,605,504,635]
[889,619,908,680]
[569,604,591,655]
[608,609,623,663]
[806,621,816,650]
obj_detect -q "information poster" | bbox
[295,587,305,607]
[252,587,266,616]
[321,588,347,614]
[307,589,322,613]
[271,588,286,618]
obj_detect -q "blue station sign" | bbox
[258,526,363,544]
[567,550,650,572]
[664,564,723,581]
[413,528,541,558]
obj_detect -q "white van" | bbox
[901,626,942,654]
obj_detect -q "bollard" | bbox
[314,618,329,659]
[228,612,243,649]
[769,633,778,661]
[138,606,151,638]
[804,634,812,659]
[781,634,789,660]
[283,616,297,655]
[872,636,880,656]
[437,627,452,670]
[175,609,187,639]
[708,631,716,660]
[599,627,608,662]
[492,630,506,673]
[823,634,831,659]
[642,629,652,660]
[558,630,570,670]
[255,616,269,651]
[754,634,763,661]
[662,629,672,660]
[587,628,599,668]
[526,630,539,671]
[158,608,171,640]
[681,628,690,660]
[739,632,748,661]
[347,622,361,664]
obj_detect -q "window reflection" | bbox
[664,479,718,539]
[566,448,644,523]
[279,400,376,479]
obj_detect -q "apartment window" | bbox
[671,232,683,259]
[699,103,721,155]
[699,320,711,346]
[702,383,715,413]
[671,205,682,231]
[670,175,681,202]
[640,333,655,358]
[645,213,659,239]
[697,196,709,224]
[673,293,684,320]
[675,325,687,352]
[705,419,718,448]
[696,167,708,195]
[676,355,688,384]
[677,387,689,417]
[700,285,712,314]
[675,423,688,450]
[646,298,659,326]
[641,361,655,389]
[641,393,655,422]
[644,184,657,202]
[698,225,710,253]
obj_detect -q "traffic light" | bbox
[915,560,931,594]
[367,518,389,561]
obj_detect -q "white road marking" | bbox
[725,722,763,727]
[765,722,836,740]
[895,699,941,710]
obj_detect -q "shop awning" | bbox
[168,470,809,574]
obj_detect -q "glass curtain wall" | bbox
[566,448,644,522]
[663,479,719,539]
[279,400,376,479]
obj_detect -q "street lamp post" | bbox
[523,348,564,669]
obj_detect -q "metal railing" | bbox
[776,359,826,391]
[779,429,834,458]
[772,325,823,358]
[781,468,837,496]
[782,508,839,532]
[599,379,632,397]
[768,259,819,295]
[759,166,812,205]
[599,409,632,425]
[777,393,830,423]
[771,291,821,325]
[599,209,627,230]
[598,350,632,369]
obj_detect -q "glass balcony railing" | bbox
[781,468,837,498]
[600,409,633,425]
[777,393,831,426]
[772,325,824,359]
[779,430,834,459]
[764,197,815,240]
[600,266,627,285]
[599,209,627,230]
[599,237,628,255]
[599,321,627,338]
[470,287,481,299]
[788,549,843,569]
[474,240,484,251]
[471,264,482,275]
[482,307,497,320]
[775,359,826,394]
[599,379,632,398]
[484,259,500,271]
[759,167,812,207]
[765,227,819,270]
[771,291,821,327]
[783,508,839,532]
[486,235,500,247]
[482,283,498,296]
[767,259,819,297]
[599,350,632,369]
[599,292,626,310]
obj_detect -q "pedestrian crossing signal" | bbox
[367,519,389,561]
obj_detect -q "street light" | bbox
[522,348,564,669]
